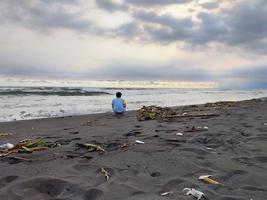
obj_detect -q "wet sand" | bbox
[0,98,267,200]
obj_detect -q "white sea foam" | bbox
[0,85,267,122]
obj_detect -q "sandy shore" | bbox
[0,98,267,200]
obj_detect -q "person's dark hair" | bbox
[116,92,122,98]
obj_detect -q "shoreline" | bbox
[1,96,266,124]
[0,97,267,200]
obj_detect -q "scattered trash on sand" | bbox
[176,133,184,136]
[135,140,145,144]
[0,133,14,137]
[78,143,106,153]
[0,143,14,150]
[198,175,221,185]
[160,191,173,196]
[137,106,219,121]
[100,167,110,181]
[183,188,207,200]
[0,139,48,159]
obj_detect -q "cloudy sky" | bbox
[0,0,267,88]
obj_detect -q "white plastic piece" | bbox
[0,143,14,150]
[176,133,184,136]
[135,140,145,144]
[160,191,173,196]
[183,188,206,200]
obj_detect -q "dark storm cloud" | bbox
[95,0,129,12]
[0,0,91,32]
[112,0,267,52]
[125,0,193,6]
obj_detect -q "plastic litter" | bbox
[0,143,14,150]
[160,191,173,196]
[176,133,184,136]
[0,133,13,137]
[183,188,207,200]
[135,140,145,144]
[198,175,221,185]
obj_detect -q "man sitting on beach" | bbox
[112,92,126,114]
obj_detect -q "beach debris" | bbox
[82,120,92,126]
[0,139,47,157]
[100,167,110,181]
[0,143,14,150]
[125,129,144,137]
[0,132,14,137]
[183,188,207,200]
[5,156,32,163]
[0,151,14,158]
[176,132,184,136]
[205,101,237,108]
[160,191,173,196]
[13,139,31,149]
[137,105,219,121]
[121,143,131,149]
[18,146,48,153]
[25,140,47,148]
[135,140,145,144]
[186,126,209,132]
[264,123,267,126]
[80,143,106,153]
[137,106,177,121]
[199,175,221,185]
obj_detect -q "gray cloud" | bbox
[199,2,219,9]
[1,0,267,53]
[125,0,193,6]
[111,0,267,52]
[84,64,211,81]
[95,0,129,12]
[0,0,91,32]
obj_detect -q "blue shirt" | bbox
[112,98,125,113]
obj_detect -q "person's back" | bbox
[112,92,126,113]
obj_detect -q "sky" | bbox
[0,0,267,89]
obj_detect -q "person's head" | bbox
[116,92,122,98]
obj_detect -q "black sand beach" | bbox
[0,98,267,200]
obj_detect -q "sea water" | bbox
[0,78,267,122]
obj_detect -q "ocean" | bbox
[1,83,267,122]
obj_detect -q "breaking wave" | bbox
[0,87,111,96]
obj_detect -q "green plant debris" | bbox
[84,144,106,153]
